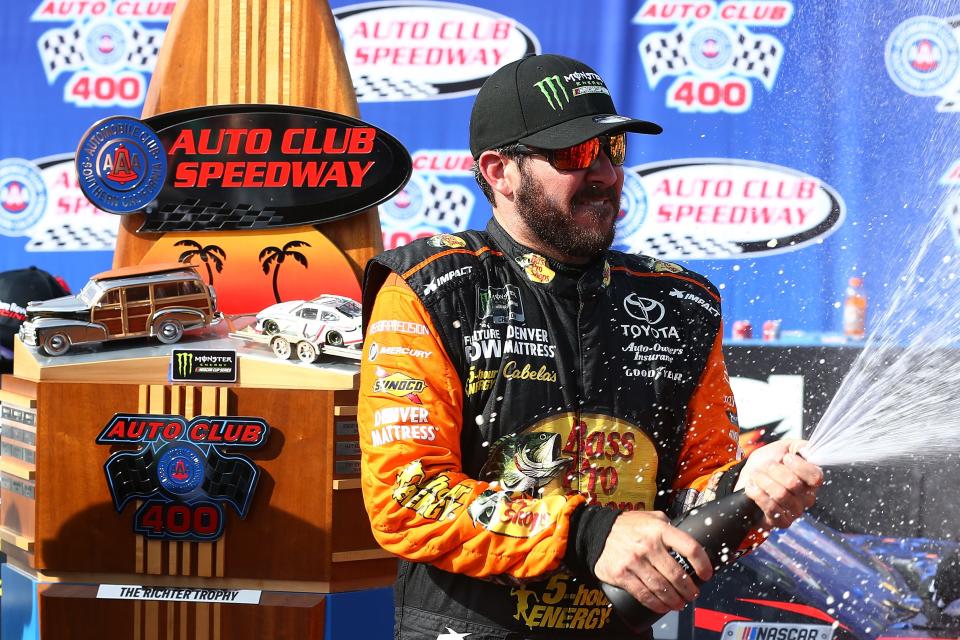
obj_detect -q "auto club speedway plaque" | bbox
[76,104,411,314]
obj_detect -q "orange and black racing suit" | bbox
[359,219,743,640]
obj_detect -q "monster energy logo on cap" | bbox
[171,349,237,383]
[534,75,569,110]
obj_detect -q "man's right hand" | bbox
[593,510,713,614]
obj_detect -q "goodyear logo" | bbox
[373,372,426,396]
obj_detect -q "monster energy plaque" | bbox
[171,349,237,383]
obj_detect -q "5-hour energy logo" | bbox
[633,0,794,113]
[31,1,172,108]
[96,413,269,541]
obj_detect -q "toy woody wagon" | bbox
[19,263,222,356]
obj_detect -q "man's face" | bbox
[512,151,624,262]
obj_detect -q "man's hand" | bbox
[735,438,823,531]
[594,510,712,614]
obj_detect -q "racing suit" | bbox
[359,218,744,640]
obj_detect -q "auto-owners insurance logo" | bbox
[333,1,540,101]
[615,158,845,259]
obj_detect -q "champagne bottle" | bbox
[601,490,764,633]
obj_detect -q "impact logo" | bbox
[885,15,960,111]
[617,158,845,259]
[31,0,171,108]
[380,150,476,250]
[333,1,539,101]
[633,0,794,113]
[0,159,48,236]
[96,413,269,541]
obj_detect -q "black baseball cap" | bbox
[469,54,662,159]
[0,267,70,362]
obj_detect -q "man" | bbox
[358,54,822,640]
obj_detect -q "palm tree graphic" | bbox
[259,240,311,303]
[175,239,226,285]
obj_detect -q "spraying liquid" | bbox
[804,213,960,467]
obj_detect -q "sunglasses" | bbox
[514,132,627,171]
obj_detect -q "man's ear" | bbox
[478,151,518,200]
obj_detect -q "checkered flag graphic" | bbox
[126,24,165,71]
[730,29,784,90]
[38,26,85,83]
[421,177,473,232]
[629,233,743,259]
[353,74,440,102]
[26,223,118,252]
[639,30,688,87]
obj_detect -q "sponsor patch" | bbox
[517,253,555,283]
[723,621,833,640]
[392,461,472,520]
[623,293,666,324]
[373,371,427,403]
[427,233,466,249]
[368,319,429,335]
[478,284,525,324]
[368,341,433,361]
[423,266,472,295]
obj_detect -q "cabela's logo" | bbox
[96,413,269,541]
[333,1,540,101]
[633,0,794,113]
[75,104,412,231]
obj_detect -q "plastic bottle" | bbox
[843,277,867,340]
[601,491,764,632]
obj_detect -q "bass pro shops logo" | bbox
[633,0,794,113]
[96,413,269,541]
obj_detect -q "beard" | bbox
[513,167,619,261]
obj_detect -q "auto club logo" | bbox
[617,158,845,259]
[96,413,269,541]
[333,1,540,101]
[31,1,171,108]
[632,0,794,113]
[76,116,167,213]
[0,158,48,236]
[73,104,412,230]
[379,153,476,250]
[885,15,960,110]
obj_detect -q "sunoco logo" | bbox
[617,158,844,259]
[334,2,540,102]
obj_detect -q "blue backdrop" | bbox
[2,0,959,340]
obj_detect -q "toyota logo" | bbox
[624,294,666,324]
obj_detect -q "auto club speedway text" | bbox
[168,127,377,189]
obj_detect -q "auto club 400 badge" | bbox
[97,413,269,541]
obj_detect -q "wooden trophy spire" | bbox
[114,0,383,312]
